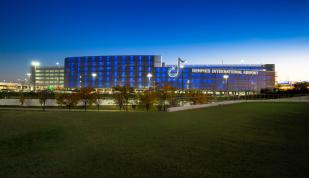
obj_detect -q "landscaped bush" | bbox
[0,92,5,99]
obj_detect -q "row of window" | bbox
[36,77,64,80]
[36,81,64,84]
[66,56,155,61]
[66,61,154,65]
[36,70,64,73]
[35,74,64,76]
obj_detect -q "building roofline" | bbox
[34,66,64,69]
[165,64,275,67]
[64,55,162,59]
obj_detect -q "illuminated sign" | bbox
[168,58,186,78]
[192,69,258,75]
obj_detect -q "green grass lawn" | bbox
[0,103,308,178]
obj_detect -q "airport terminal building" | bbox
[64,55,275,93]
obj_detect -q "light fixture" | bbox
[92,73,97,78]
[31,61,40,66]
[147,73,152,78]
[223,75,229,79]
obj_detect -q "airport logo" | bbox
[168,58,186,78]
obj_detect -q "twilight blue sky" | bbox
[1,0,309,82]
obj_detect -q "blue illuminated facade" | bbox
[155,64,275,92]
[64,55,162,89]
[64,55,275,92]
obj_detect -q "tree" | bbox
[187,90,210,105]
[63,93,80,111]
[38,90,49,111]
[55,93,65,107]
[293,82,309,93]
[166,86,178,107]
[113,92,125,111]
[130,93,139,111]
[19,92,26,106]
[79,88,94,111]
[92,91,102,111]
[155,85,179,110]
[122,86,131,111]
[113,86,130,111]
[156,90,169,111]
[139,91,157,112]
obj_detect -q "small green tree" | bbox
[19,92,26,106]
[294,82,309,93]
[63,93,80,111]
[79,88,94,111]
[130,93,139,111]
[0,92,4,99]
[92,91,102,111]
[156,85,178,110]
[139,91,157,112]
[166,89,178,107]
[187,90,210,105]
[55,93,65,108]
[156,90,167,111]
[122,86,130,111]
[113,92,125,111]
[113,86,130,111]
[38,90,49,111]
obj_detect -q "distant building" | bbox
[31,66,64,90]
[0,82,30,92]
[277,81,294,90]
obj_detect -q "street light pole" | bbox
[178,61,186,106]
[31,61,40,92]
[182,68,184,93]
[79,75,82,88]
[56,62,60,89]
[147,73,152,90]
[187,80,190,90]
[180,63,185,93]
[26,73,31,91]
[92,73,97,89]
[223,75,229,96]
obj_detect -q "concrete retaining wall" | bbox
[2,96,308,109]
[0,99,116,106]
[167,100,246,112]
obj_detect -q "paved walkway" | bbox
[167,100,246,112]
[167,96,309,112]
